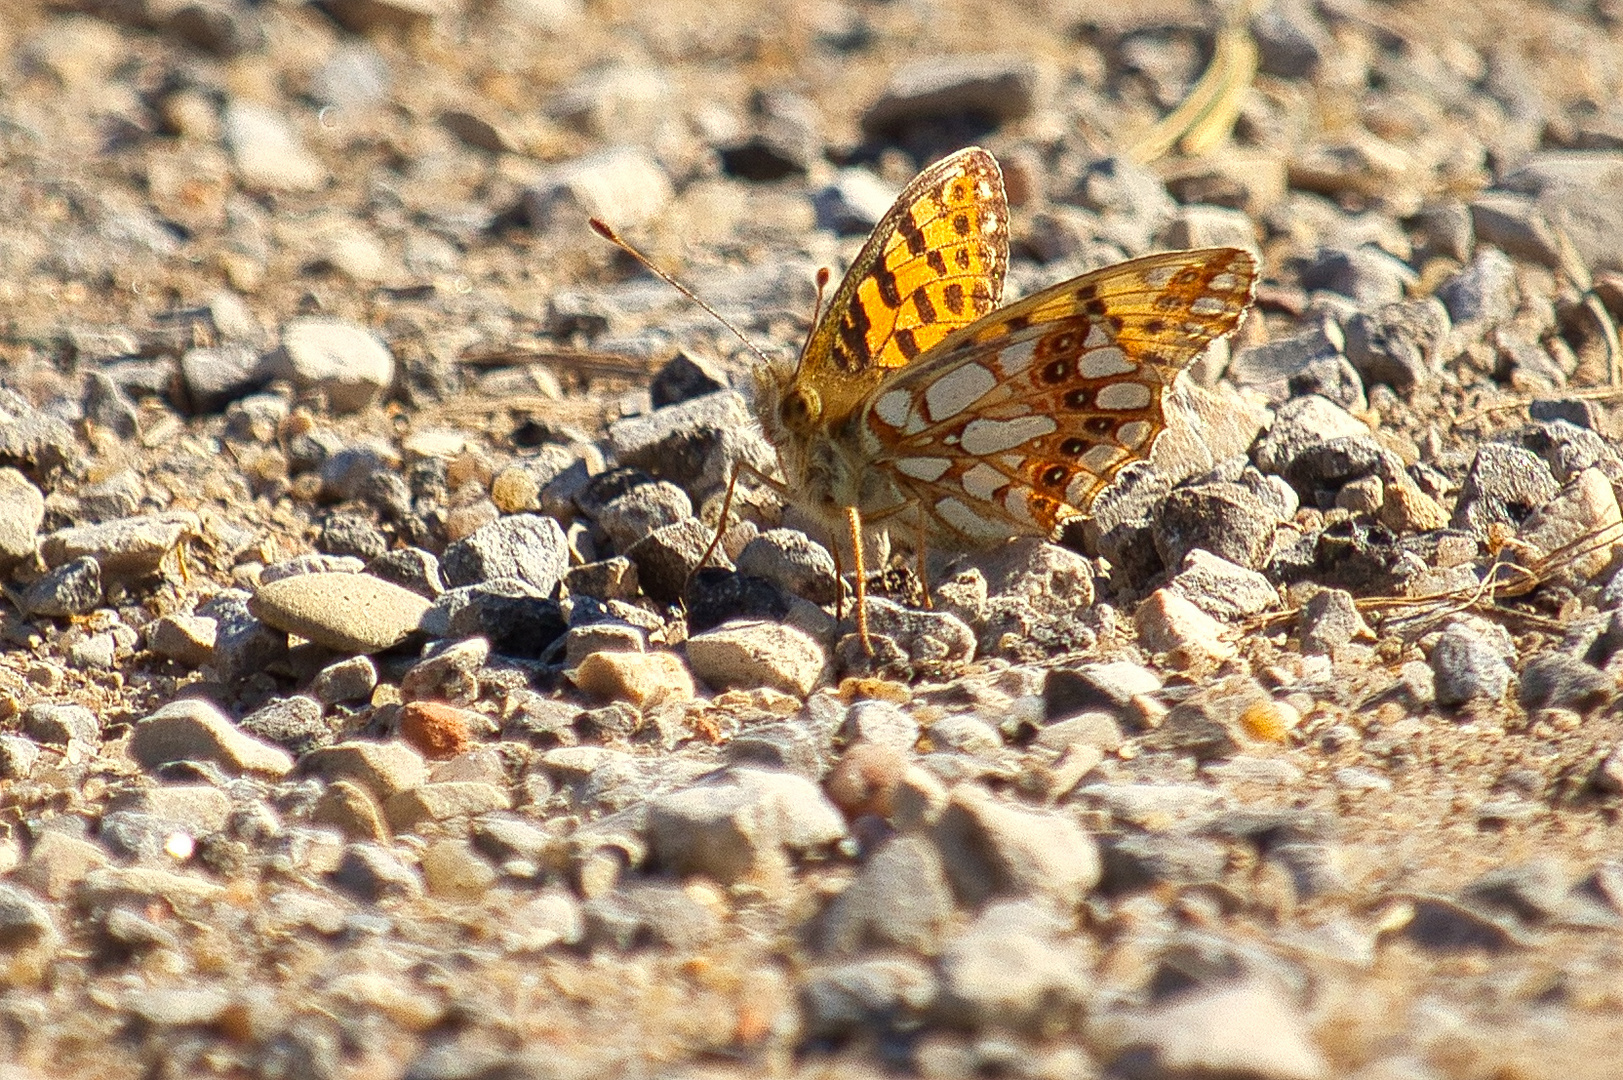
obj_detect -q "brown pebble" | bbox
[825,741,909,819]
[398,701,475,760]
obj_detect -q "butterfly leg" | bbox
[846,506,874,655]
[913,506,933,611]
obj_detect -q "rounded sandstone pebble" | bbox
[825,741,909,819]
[249,572,431,654]
[398,701,475,760]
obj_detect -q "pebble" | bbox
[1135,588,1239,666]
[685,620,827,697]
[129,699,293,777]
[331,842,423,903]
[860,54,1040,137]
[145,613,218,667]
[1518,652,1613,713]
[300,740,428,801]
[646,767,846,884]
[1515,466,1623,579]
[0,467,43,562]
[40,511,198,576]
[239,694,330,755]
[265,318,394,414]
[441,513,569,596]
[524,145,673,232]
[934,899,1089,1033]
[310,655,379,704]
[397,701,477,759]
[1298,588,1373,653]
[221,99,326,192]
[1431,620,1514,706]
[932,785,1099,908]
[1169,548,1280,620]
[813,834,954,954]
[384,781,512,832]
[1105,978,1328,1080]
[249,572,430,654]
[572,650,695,708]
[20,555,102,617]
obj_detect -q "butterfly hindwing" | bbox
[861,248,1259,543]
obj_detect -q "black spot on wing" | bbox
[898,213,928,257]
[943,282,965,315]
[913,288,937,325]
[895,328,921,360]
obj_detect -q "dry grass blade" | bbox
[1126,10,1258,164]
[1244,520,1623,638]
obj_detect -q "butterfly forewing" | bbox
[798,147,1009,420]
[863,248,1259,543]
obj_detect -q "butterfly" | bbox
[746,147,1258,653]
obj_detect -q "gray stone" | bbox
[854,598,977,668]
[40,511,198,576]
[258,554,366,585]
[1519,652,1613,714]
[1431,621,1514,706]
[441,514,569,595]
[1252,394,1372,476]
[815,835,955,954]
[1169,549,1279,620]
[1107,978,1328,1080]
[239,695,331,755]
[366,547,445,598]
[1448,443,1560,538]
[834,699,916,752]
[932,786,1100,908]
[310,655,378,704]
[595,481,692,554]
[649,350,730,409]
[21,703,98,746]
[1435,247,1518,326]
[1298,246,1417,305]
[146,613,218,667]
[1497,150,1623,274]
[625,518,716,604]
[266,318,393,413]
[1043,660,1162,721]
[300,740,427,801]
[181,342,263,412]
[130,698,294,777]
[1251,0,1327,78]
[0,386,77,477]
[800,956,938,1040]
[645,767,846,884]
[222,99,326,192]
[249,572,430,654]
[1101,833,1229,893]
[20,556,102,617]
[0,883,58,951]
[1344,298,1450,394]
[420,580,566,657]
[735,529,839,606]
[0,467,44,562]
[685,620,827,697]
[934,899,1089,1032]
[1155,482,1279,571]
[582,881,721,952]
[330,842,422,902]
[861,54,1039,136]
[0,734,41,779]
[400,637,490,703]
[1298,588,1372,654]
[198,591,288,684]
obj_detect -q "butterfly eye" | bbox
[781,386,821,429]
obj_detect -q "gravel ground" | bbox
[6,0,1623,1076]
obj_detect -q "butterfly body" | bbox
[749,146,1258,565]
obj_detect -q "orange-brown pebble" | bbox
[825,741,909,819]
[398,701,475,759]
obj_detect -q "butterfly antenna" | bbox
[589,218,775,368]
[793,267,832,378]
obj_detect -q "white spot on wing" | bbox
[1191,296,1229,315]
[874,389,912,429]
[960,414,1058,456]
[925,364,997,422]
[1096,382,1153,411]
[1117,420,1154,449]
[934,497,1007,540]
[960,462,1005,502]
[896,457,951,482]
[1144,265,1177,287]
[1084,323,1112,348]
[1081,444,1123,476]
[1002,487,1039,528]
[995,338,1036,375]
[1078,346,1134,379]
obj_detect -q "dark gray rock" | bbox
[365,547,445,598]
[1043,660,1161,721]
[1436,246,1518,326]
[1519,652,1613,714]
[1298,588,1371,654]
[595,481,693,554]
[331,842,423,903]
[441,514,569,595]
[735,529,839,606]
[1154,482,1279,571]
[1432,620,1514,706]
[21,556,103,617]
[582,880,722,952]
[1168,549,1279,620]
[1299,246,1417,305]
[649,350,730,409]
[1449,443,1560,537]
[318,513,387,562]
[21,703,99,746]
[861,54,1039,137]
[421,580,566,658]
[1250,0,1327,78]
[239,695,331,755]
[1344,298,1450,393]
[814,835,955,954]
[931,785,1099,908]
[1100,833,1229,894]
[626,518,718,604]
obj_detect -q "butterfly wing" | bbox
[861,247,1259,544]
[798,146,1010,422]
